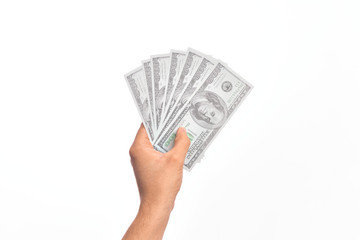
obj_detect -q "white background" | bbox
[1,0,359,239]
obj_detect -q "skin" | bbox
[122,124,191,240]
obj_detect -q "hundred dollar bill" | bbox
[161,50,186,121]
[161,49,205,125]
[154,62,253,170]
[125,66,155,142]
[155,54,218,141]
[142,60,156,133]
[151,54,171,130]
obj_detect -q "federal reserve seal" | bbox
[221,81,232,92]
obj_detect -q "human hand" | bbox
[123,124,190,240]
[129,123,190,212]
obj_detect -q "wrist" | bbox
[139,199,173,216]
[123,199,172,239]
[136,201,171,231]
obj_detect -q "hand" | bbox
[129,123,190,211]
[123,124,190,240]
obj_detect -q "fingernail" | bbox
[179,127,186,133]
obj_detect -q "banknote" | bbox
[151,54,171,130]
[161,49,205,125]
[154,62,253,170]
[155,55,218,142]
[161,50,187,121]
[125,48,253,170]
[142,60,156,132]
[125,66,155,142]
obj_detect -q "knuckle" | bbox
[164,152,184,164]
[171,154,182,163]
[164,152,176,161]
[163,152,173,161]
[129,145,136,157]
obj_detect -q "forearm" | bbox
[122,202,172,240]
[124,125,189,239]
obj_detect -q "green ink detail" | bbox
[187,132,194,141]
[164,133,176,147]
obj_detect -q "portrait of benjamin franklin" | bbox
[189,91,227,129]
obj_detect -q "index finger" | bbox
[133,123,152,147]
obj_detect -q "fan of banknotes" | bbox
[125,48,253,170]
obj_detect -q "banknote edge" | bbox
[124,66,155,143]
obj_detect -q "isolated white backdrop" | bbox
[1,0,359,239]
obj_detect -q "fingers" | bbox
[133,123,152,147]
[168,127,191,162]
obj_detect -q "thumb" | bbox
[169,127,191,161]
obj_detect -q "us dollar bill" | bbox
[125,66,155,142]
[142,60,156,132]
[161,49,205,125]
[161,50,186,121]
[155,55,218,142]
[151,54,171,130]
[154,62,253,170]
